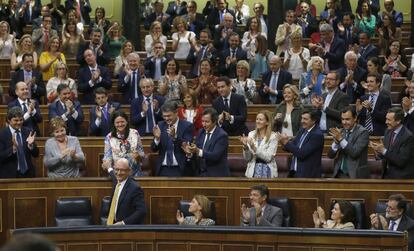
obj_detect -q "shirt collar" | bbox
[9,125,18,134]
[393,125,403,135]
[273,69,280,75]
[223,92,232,100]
[306,124,316,133]
[206,126,217,134]
[89,65,98,71]
[18,98,27,105]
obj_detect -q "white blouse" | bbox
[284,47,310,80]
[172,31,196,60]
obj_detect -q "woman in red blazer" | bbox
[178,89,203,137]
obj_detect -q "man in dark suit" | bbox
[9,53,45,104]
[217,32,245,78]
[144,41,170,81]
[183,108,230,177]
[259,55,292,104]
[328,106,370,178]
[296,1,317,38]
[241,185,283,227]
[144,1,171,35]
[89,87,120,137]
[370,194,414,249]
[186,29,216,78]
[76,28,110,66]
[49,84,84,136]
[8,82,42,136]
[402,81,414,133]
[315,23,346,71]
[151,101,194,177]
[118,52,144,104]
[357,73,392,136]
[31,5,58,31]
[130,78,165,136]
[0,106,39,178]
[207,0,235,37]
[64,0,91,25]
[212,76,248,136]
[166,0,187,22]
[370,107,414,179]
[182,1,206,37]
[280,109,324,178]
[77,49,112,104]
[355,32,380,70]
[102,158,146,225]
[338,51,367,104]
[213,13,237,51]
[312,70,350,132]
[336,12,357,50]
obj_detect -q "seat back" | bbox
[55,197,92,227]
[375,201,413,218]
[329,200,367,229]
[267,197,292,227]
[100,196,111,225]
[178,200,216,222]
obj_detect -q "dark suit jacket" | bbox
[404,111,414,134]
[212,93,248,136]
[298,13,318,38]
[89,102,121,136]
[245,204,283,227]
[194,127,230,177]
[0,126,39,178]
[320,89,350,130]
[382,126,414,179]
[357,44,380,70]
[218,47,247,78]
[118,70,142,104]
[186,45,216,78]
[338,66,367,103]
[9,70,45,104]
[337,26,358,49]
[76,41,110,66]
[77,65,112,104]
[151,119,194,176]
[328,124,370,178]
[64,0,91,25]
[144,56,170,80]
[22,0,41,24]
[321,36,346,71]
[207,8,236,34]
[7,99,42,136]
[48,100,84,136]
[108,171,146,224]
[165,1,187,21]
[144,12,171,34]
[397,215,414,250]
[130,95,165,136]
[182,13,206,37]
[259,69,293,104]
[284,126,324,178]
[358,91,392,136]
[213,25,238,51]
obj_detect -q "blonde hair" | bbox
[283,84,301,106]
[17,34,33,54]
[237,60,250,73]
[173,16,187,30]
[193,194,212,218]
[255,110,273,143]
[307,56,324,72]
[50,117,67,135]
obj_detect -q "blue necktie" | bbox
[16,130,28,174]
[166,126,174,166]
[22,102,28,113]
[389,220,396,231]
[146,98,154,133]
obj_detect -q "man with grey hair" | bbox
[338,50,367,104]
[214,12,237,50]
[315,23,346,71]
[118,52,145,104]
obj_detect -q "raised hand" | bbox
[241,203,250,222]
[95,106,102,118]
[153,125,161,140]
[176,210,185,224]
[26,131,36,145]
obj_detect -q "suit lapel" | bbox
[117,178,130,208]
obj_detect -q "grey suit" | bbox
[242,204,283,227]
[328,124,370,178]
[32,28,58,56]
[319,89,350,131]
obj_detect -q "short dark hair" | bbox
[22,53,33,62]
[92,27,102,35]
[388,194,407,213]
[161,101,178,113]
[216,76,231,86]
[42,14,52,21]
[335,200,355,225]
[202,107,218,124]
[342,12,355,20]
[165,58,180,75]
[367,72,381,84]
[7,106,23,121]
[302,109,320,122]
[228,32,239,39]
[327,70,340,81]
[359,31,371,39]
[387,107,404,123]
[2,233,56,251]
[56,83,69,94]
[251,184,269,202]
[94,87,108,96]
[110,110,130,139]
[341,106,357,118]
[200,29,211,38]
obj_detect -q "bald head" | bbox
[114,158,131,182]
[269,56,282,72]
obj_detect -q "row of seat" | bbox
[55,196,412,229]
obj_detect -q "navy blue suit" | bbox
[194,127,230,177]
[218,47,247,78]
[186,45,217,78]
[76,41,110,66]
[151,119,194,176]
[108,171,146,224]
[259,69,293,104]
[357,44,380,70]
[212,93,248,136]
[48,100,84,136]
[118,70,142,104]
[144,12,171,34]
[0,126,39,178]
[207,8,236,34]
[358,91,392,136]
[77,65,112,104]
[338,66,367,104]
[144,56,170,80]
[321,36,346,71]
[404,111,414,134]
[130,95,165,136]
[9,70,45,104]
[7,99,42,136]
[283,126,324,178]
[89,102,121,136]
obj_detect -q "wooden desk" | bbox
[11,225,407,251]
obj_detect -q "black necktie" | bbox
[22,102,28,113]
[224,98,229,111]
[203,132,211,149]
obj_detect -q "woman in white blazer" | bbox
[241,110,278,178]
